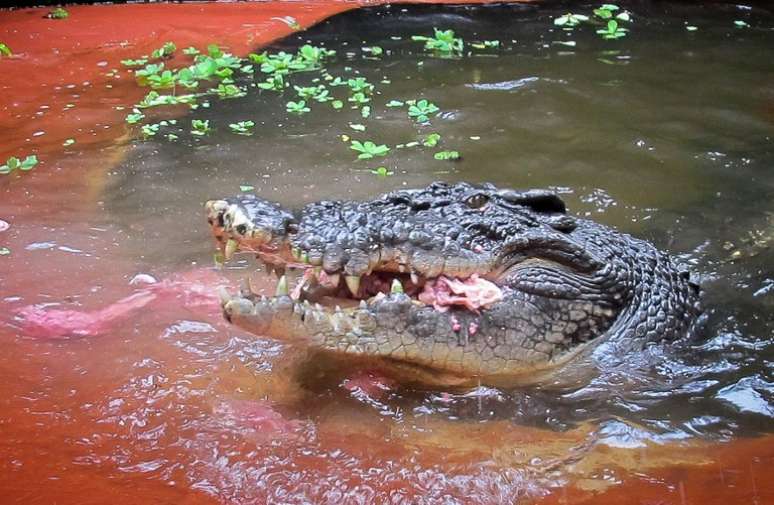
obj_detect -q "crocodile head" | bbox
[205,182,641,386]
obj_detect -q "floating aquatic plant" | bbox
[370,166,394,177]
[229,121,255,135]
[151,42,176,60]
[46,7,69,19]
[597,19,628,40]
[412,29,464,56]
[350,140,390,160]
[191,119,211,136]
[0,155,38,175]
[408,99,439,123]
[434,150,460,161]
[553,13,590,28]
[286,100,311,114]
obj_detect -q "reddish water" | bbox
[1,2,773,504]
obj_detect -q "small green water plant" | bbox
[370,166,393,177]
[347,77,374,95]
[348,92,370,105]
[408,99,439,123]
[121,57,148,67]
[553,13,590,28]
[125,110,145,124]
[470,40,500,49]
[191,119,211,136]
[214,83,246,98]
[597,19,628,39]
[422,133,441,147]
[363,46,383,57]
[0,43,11,57]
[135,63,165,82]
[434,150,460,161]
[286,100,310,114]
[412,29,464,56]
[46,7,69,19]
[0,155,38,175]
[147,70,176,89]
[350,140,389,160]
[62,138,75,147]
[593,4,630,22]
[229,121,255,135]
[297,44,335,68]
[0,247,9,256]
[257,74,287,91]
[734,20,750,28]
[151,42,176,60]
[183,46,200,56]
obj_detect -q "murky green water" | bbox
[105,1,773,441]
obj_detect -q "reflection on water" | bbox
[1,1,773,503]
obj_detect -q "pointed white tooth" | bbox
[335,305,342,313]
[218,287,231,304]
[224,239,238,260]
[410,272,419,285]
[275,275,288,296]
[315,303,323,312]
[359,300,367,309]
[398,264,406,273]
[391,278,404,294]
[345,275,361,296]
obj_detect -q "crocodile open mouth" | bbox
[205,198,503,315]
[224,245,503,315]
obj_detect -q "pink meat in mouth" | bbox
[418,274,503,312]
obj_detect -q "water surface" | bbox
[1,2,773,503]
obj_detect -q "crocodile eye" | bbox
[465,193,489,209]
[235,224,247,235]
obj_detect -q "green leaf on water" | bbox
[734,20,750,28]
[349,123,366,131]
[63,138,75,147]
[434,150,460,161]
[240,185,255,192]
[0,247,10,256]
[370,166,394,177]
[331,100,344,110]
[686,25,698,31]
[422,133,441,147]
[47,7,69,19]
[19,155,38,171]
[0,43,12,57]
[386,100,405,107]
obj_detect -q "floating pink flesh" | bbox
[418,274,503,312]
[14,270,225,339]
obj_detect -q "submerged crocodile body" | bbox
[206,182,701,386]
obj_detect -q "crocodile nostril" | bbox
[236,224,247,235]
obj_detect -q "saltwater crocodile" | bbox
[207,182,701,386]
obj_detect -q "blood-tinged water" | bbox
[1,2,773,504]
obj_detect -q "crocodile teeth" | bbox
[391,278,404,294]
[218,287,231,304]
[345,275,361,297]
[275,275,288,296]
[410,272,419,285]
[224,239,238,260]
[359,300,368,309]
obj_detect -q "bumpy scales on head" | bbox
[206,182,701,387]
